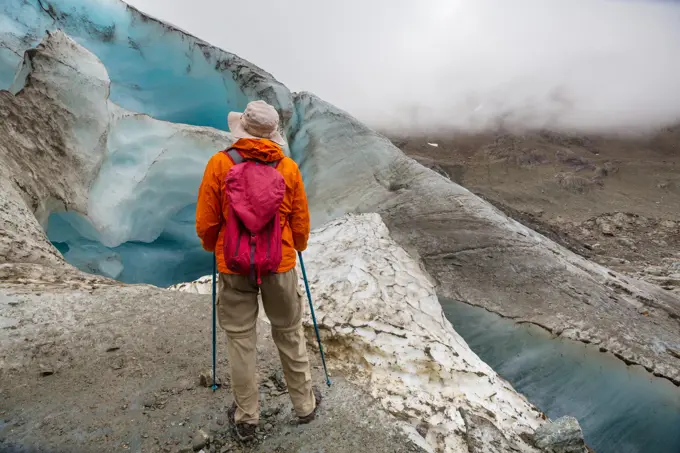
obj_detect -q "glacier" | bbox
[1,0,298,286]
[1,1,680,452]
[1,0,293,130]
[1,0,679,385]
[2,27,240,286]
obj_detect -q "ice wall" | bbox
[0,29,244,285]
[0,0,298,285]
[1,0,294,130]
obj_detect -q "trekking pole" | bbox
[211,252,219,391]
[298,251,331,387]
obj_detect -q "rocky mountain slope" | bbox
[392,130,680,297]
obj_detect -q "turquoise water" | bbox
[441,298,680,453]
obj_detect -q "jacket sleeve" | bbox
[290,166,311,251]
[196,155,222,252]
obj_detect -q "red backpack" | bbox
[221,149,286,284]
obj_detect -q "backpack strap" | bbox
[224,148,281,168]
[225,149,244,165]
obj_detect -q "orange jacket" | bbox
[196,138,310,274]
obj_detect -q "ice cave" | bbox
[3,0,295,286]
[2,1,680,452]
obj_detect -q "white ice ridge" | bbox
[169,275,213,294]
[171,213,545,453]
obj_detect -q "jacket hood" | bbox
[229,138,285,163]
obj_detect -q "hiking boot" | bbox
[297,386,322,424]
[227,403,258,442]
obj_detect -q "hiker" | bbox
[195,100,320,441]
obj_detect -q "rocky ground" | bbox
[390,128,680,294]
[2,214,587,453]
[0,275,427,453]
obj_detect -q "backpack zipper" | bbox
[250,233,256,282]
[234,231,242,258]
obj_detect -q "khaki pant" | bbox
[217,269,315,424]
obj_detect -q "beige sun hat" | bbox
[227,100,286,146]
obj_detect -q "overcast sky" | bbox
[128,0,680,134]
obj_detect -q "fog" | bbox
[128,0,680,135]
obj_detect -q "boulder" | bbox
[533,416,588,453]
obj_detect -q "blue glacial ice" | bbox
[1,0,296,285]
[4,27,239,286]
[1,0,294,130]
